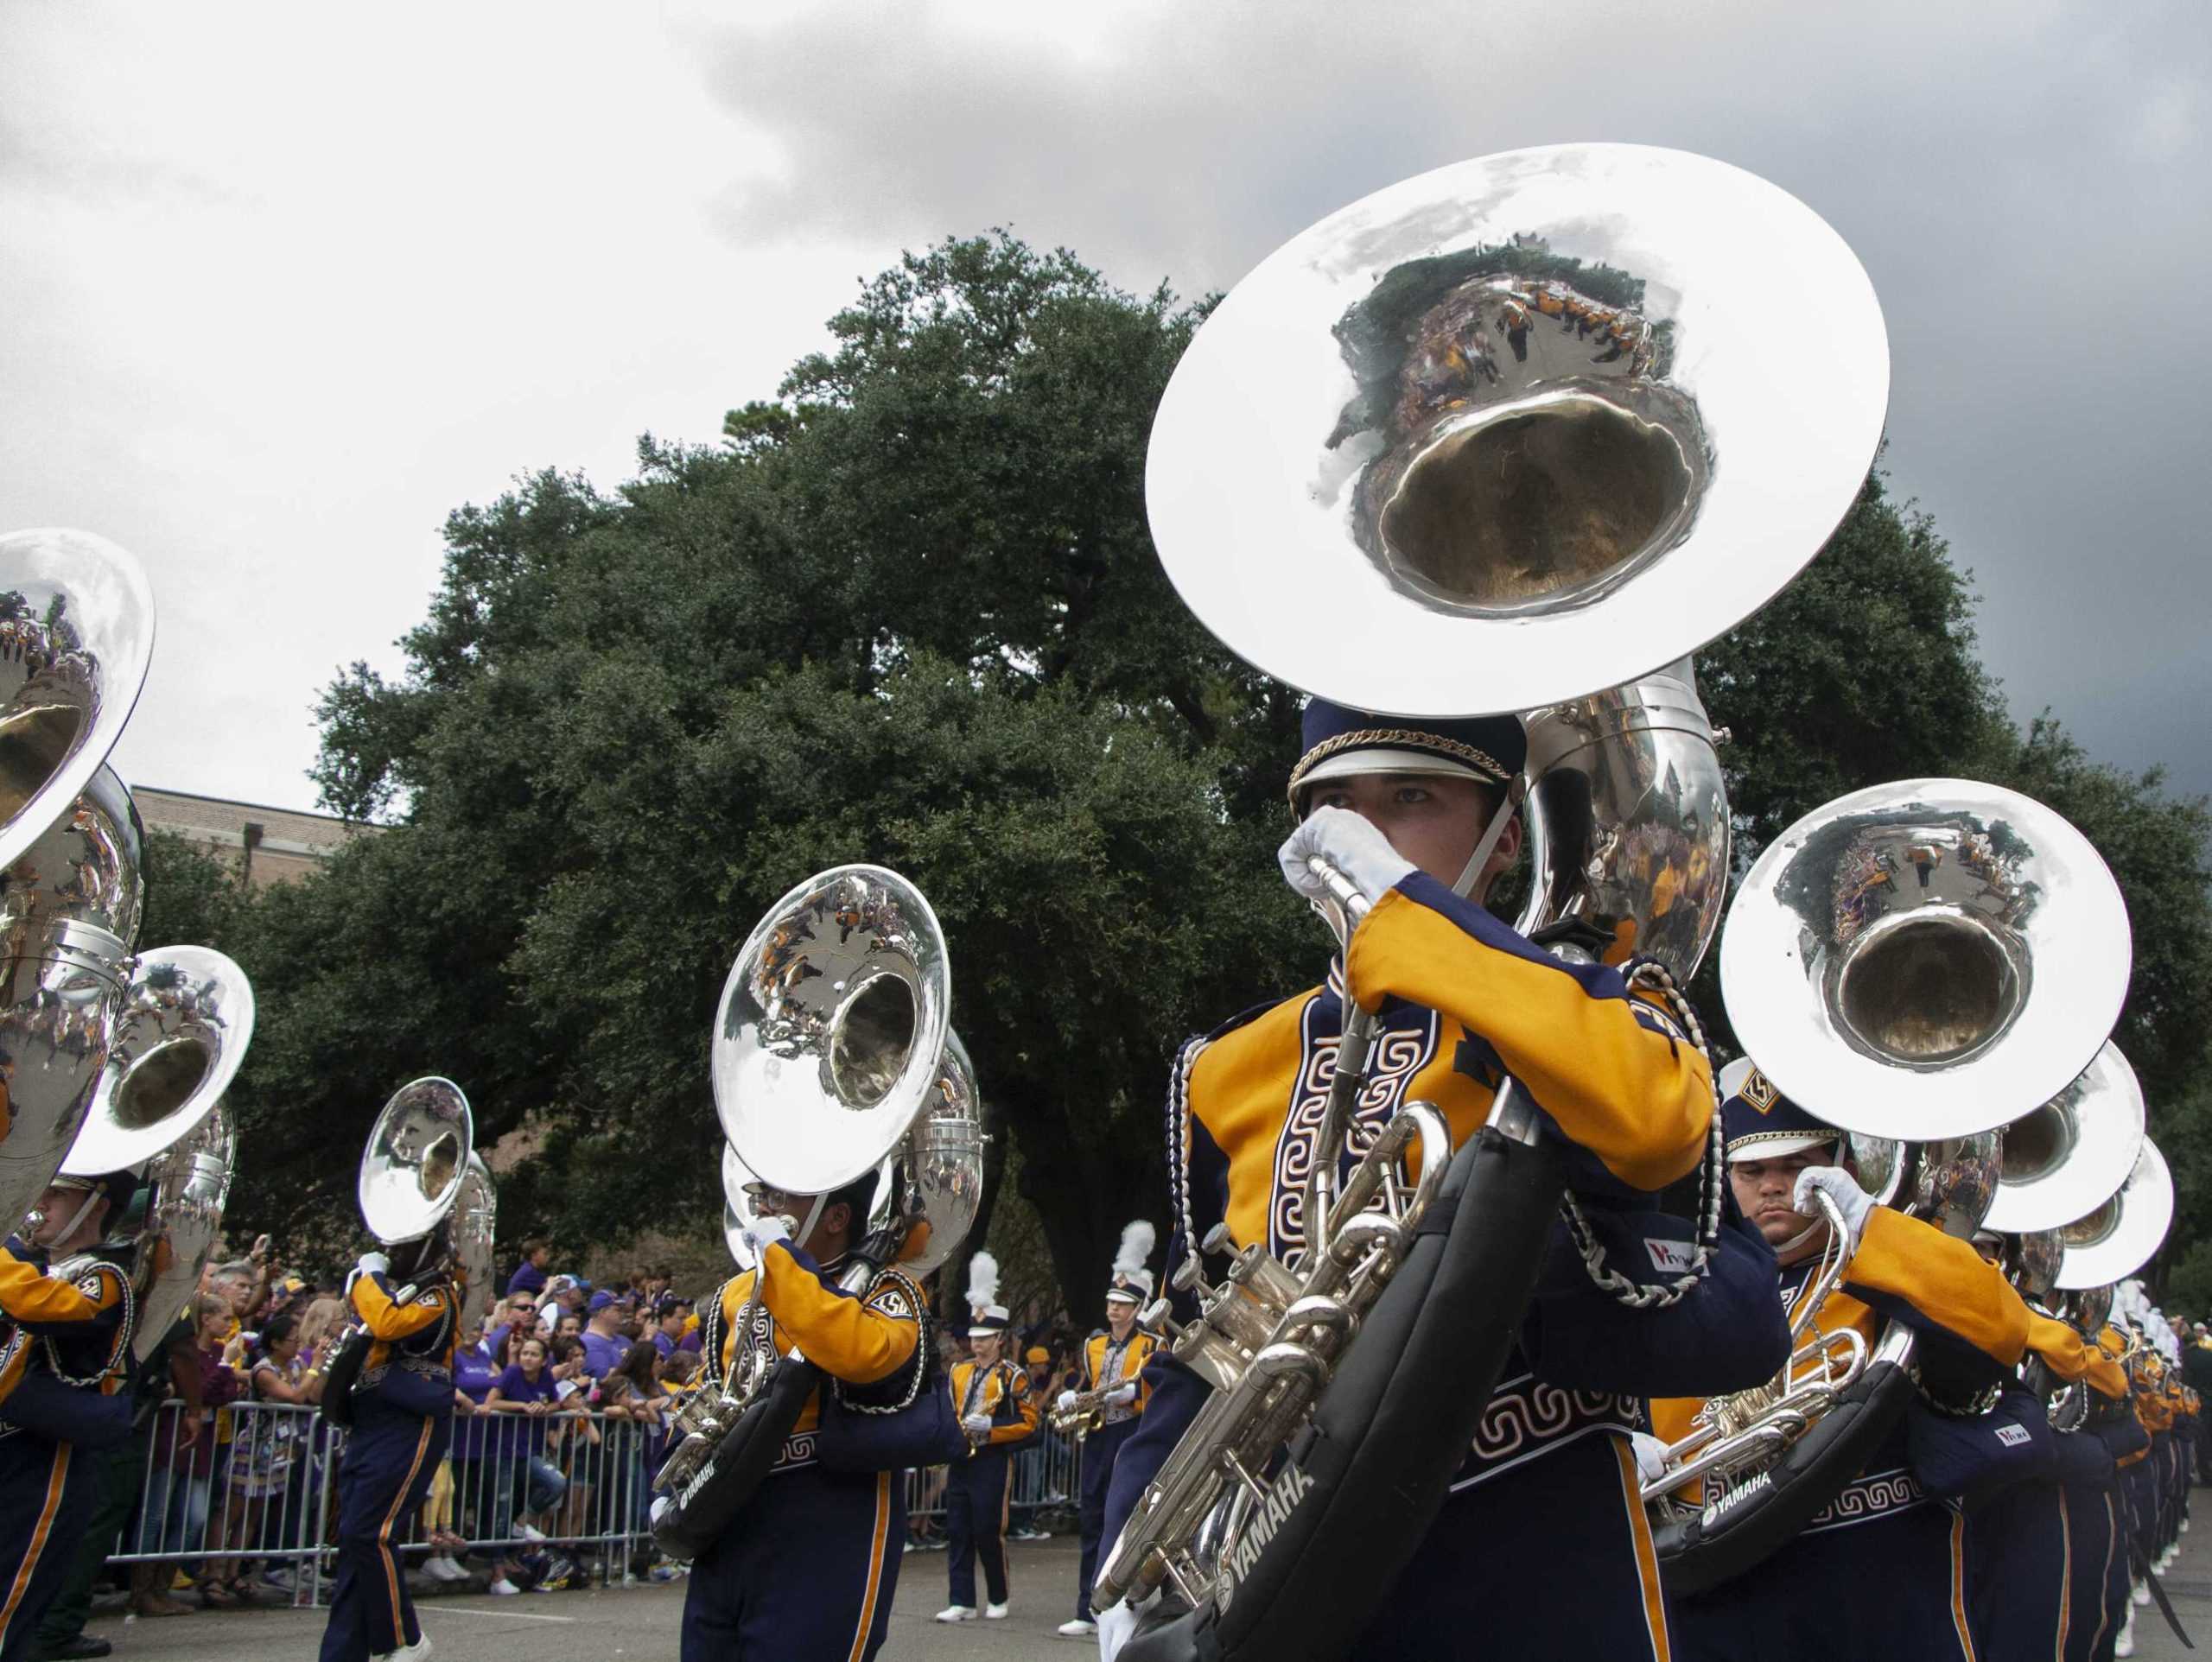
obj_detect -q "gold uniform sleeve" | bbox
[753,1244,918,1386]
[1844,1208,2030,1366]
[1344,885,1713,1189]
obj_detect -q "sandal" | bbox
[199,1581,239,1608]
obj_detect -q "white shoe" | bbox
[1058,1617,1098,1636]
[2133,1578,2152,1607]
[372,1640,432,1662]
[514,1524,547,1543]
[2116,1605,2137,1657]
[428,1555,469,1583]
[936,1606,977,1623]
[487,1577,520,1596]
[985,1602,1010,1620]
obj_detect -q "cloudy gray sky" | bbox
[4,1,2207,813]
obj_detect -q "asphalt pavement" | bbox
[81,1537,1094,1660]
[72,1509,2212,1659]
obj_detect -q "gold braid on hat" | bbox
[1287,727,1515,804]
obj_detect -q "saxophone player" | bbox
[682,1173,919,1662]
[0,1170,138,1662]
[1102,702,1788,1659]
[1056,1222,1160,1640]
[938,1273,1039,1624]
[1660,1070,2034,1662]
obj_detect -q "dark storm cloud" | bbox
[692,0,2212,796]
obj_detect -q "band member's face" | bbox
[972,1334,1003,1367]
[1307,773,1522,896]
[1107,1298,1138,1337]
[28,1185,84,1248]
[1728,1147,1839,1256]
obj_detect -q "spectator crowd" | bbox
[34,1234,1113,1659]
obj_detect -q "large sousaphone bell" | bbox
[1109,145,1889,1659]
[2053,1138,2172,1291]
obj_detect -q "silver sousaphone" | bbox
[359,1077,496,1326]
[655,866,985,1547]
[2053,1139,2172,1291]
[1102,144,1890,1648]
[1643,777,2133,1586]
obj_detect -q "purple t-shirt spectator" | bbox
[579,1329,625,1379]
[493,1361,560,1452]
[652,1329,677,1361]
[451,1348,497,1461]
[506,1260,548,1298]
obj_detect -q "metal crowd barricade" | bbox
[105,1398,670,1604]
[103,1397,1084,1602]
[901,1427,1083,1530]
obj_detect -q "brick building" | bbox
[132,786,376,889]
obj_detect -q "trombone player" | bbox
[1101,702,1788,1659]
[1659,1069,2034,1662]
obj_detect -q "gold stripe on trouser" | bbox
[994,1462,1011,1595]
[846,1473,893,1662]
[1948,1509,1978,1661]
[377,1420,437,1642]
[1609,1435,1671,1662]
[2055,1489,2071,1662]
[0,1443,70,1650]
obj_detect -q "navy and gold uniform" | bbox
[680,1240,918,1662]
[1103,703,1789,1660]
[944,1343,1039,1615]
[318,1259,457,1662]
[1661,1081,2032,1662]
[1068,1262,1158,1631]
[0,1240,129,1661]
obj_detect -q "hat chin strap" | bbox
[45,1190,102,1248]
[1450,777,1527,901]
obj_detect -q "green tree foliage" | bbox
[183,232,2210,1307]
[137,828,251,948]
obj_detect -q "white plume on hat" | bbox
[1113,1221,1157,1278]
[965,1250,1000,1313]
[1106,1219,1157,1301]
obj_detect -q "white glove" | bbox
[1630,1430,1669,1485]
[742,1213,792,1258]
[1097,1598,1141,1661]
[355,1251,390,1281]
[1106,1382,1139,1406]
[1278,807,1414,910]
[962,1411,992,1435]
[1794,1166,1876,1261]
[1056,1390,1078,1411]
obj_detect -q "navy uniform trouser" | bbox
[1075,1418,1137,1621]
[1673,1494,1976,1660]
[2122,1457,2158,1579]
[2063,1485,2124,1662]
[1969,1480,2071,1662]
[0,1433,97,1662]
[946,1447,1013,1609]
[1352,1432,1672,1660]
[679,1464,901,1661]
[318,1404,450,1662]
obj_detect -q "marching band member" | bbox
[1056,1222,1159,1640]
[682,1173,918,1662]
[0,1171,137,1662]
[1661,1070,2034,1662]
[938,1255,1039,1624]
[1103,703,1788,1659]
[318,1230,461,1662]
[1963,1262,2128,1662]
